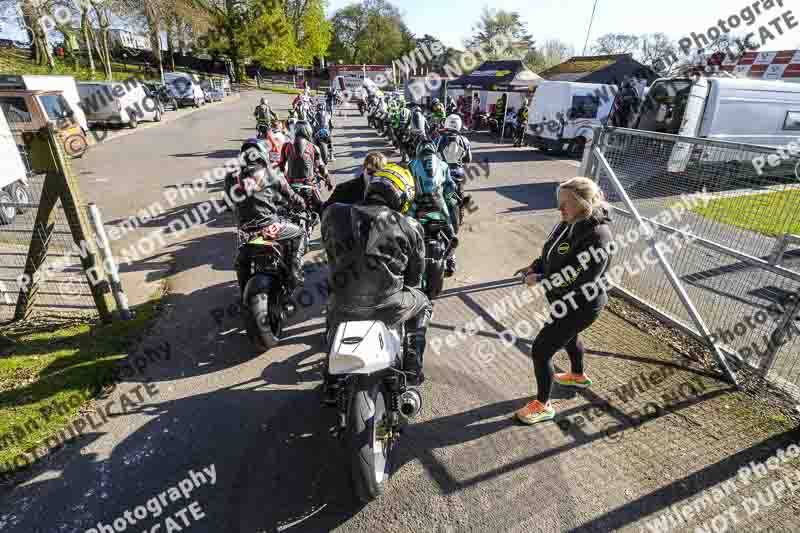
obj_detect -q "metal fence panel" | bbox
[592,127,800,396]
[0,175,99,325]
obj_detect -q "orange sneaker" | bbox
[514,400,555,425]
[554,372,592,388]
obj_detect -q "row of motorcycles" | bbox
[236,94,431,504]
[364,93,471,300]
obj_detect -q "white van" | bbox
[76,79,162,129]
[632,76,800,172]
[0,106,32,224]
[526,81,616,156]
[164,72,206,108]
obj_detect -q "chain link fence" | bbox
[586,127,800,396]
[0,173,99,325]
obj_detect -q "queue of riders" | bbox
[226,86,612,426]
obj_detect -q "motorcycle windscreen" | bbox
[328,321,403,375]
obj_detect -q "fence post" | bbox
[593,146,739,386]
[759,294,800,376]
[88,203,132,320]
[14,126,113,322]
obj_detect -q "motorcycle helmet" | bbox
[260,97,268,106]
[240,139,270,167]
[444,114,462,132]
[366,163,416,214]
[294,120,313,141]
[416,141,437,159]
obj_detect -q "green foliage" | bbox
[298,0,332,66]
[466,6,534,60]
[329,0,415,64]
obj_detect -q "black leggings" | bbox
[531,306,601,403]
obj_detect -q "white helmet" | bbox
[444,114,462,132]
[260,97,268,105]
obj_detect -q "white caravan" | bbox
[632,76,800,172]
[526,81,616,156]
[18,75,89,132]
[0,106,32,224]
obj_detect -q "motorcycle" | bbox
[256,121,269,139]
[314,128,332,164]
[417,208,458,298]
[237,211,311,349]
[325,317,423,503]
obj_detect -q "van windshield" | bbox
[39,94,73,121]
[0,96,33,123]
[636,80,693,134]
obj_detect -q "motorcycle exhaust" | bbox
[399,388,422,418]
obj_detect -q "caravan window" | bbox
[571,95,600,119]
[0,96,32,123]
[39,94,73,121]
[783,111,800,131]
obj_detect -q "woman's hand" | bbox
[524,273,541,286]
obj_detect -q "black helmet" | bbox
[295,121,313,141]
[416,141,437,159]
[240,139,269,167]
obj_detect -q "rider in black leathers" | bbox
[278,120,332,216]
[435,114,475,220]
[322,163,432,388]
[226,140,308,291]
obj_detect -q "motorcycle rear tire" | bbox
[425,261,445,299]
[349,377,394,504]
[245,290,282,350]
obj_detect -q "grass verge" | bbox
[0,294,164,476]
[258,84,320,96]
[690,189,800,236]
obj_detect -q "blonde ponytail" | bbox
[560,176,607,217]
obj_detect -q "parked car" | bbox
[164,72,205,108]
[144,82,178,111]
[76,80,162,129]
[0,104,34,224]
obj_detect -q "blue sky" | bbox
[4,0,800,56]
[328,0,800,55]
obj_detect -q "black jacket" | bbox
[322,201,425,308]
[322,174,367,210]
[225,165,306,227]
[530,207,613,310]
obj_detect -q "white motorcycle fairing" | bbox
[328,321,403,375]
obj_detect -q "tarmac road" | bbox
[0,90,691,533]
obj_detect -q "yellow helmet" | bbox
[368,163,416,214]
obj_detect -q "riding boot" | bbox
[445,251,456,277]
[290,235,307,290]
[235,249,250,298]
[404,305,432,386]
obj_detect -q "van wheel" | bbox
[0,191,16,224]
[9,182,31,214]
[572,137,586,158]
[128,117,138,129]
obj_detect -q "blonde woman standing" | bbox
[515,177,614,425]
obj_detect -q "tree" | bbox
[465,6,534,60]
[297,0,332,66]
[526,38,573,72]
[591,33,640,55]
[328,0,414,65]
